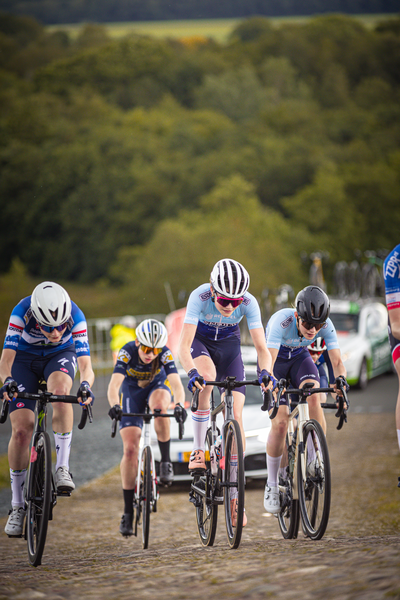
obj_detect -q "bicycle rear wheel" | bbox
[223,419,244,549]
[298,420,331,540]
[26,431,52,567]
[195,429,218,546]
[140,446,152,549]
[278,434,299,539]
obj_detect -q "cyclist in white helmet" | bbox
[107,318,186,537]
[179,258,273,527]
[0,282,95,537]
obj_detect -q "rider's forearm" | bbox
[0,349,16,384]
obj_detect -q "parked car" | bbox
[152,367,270,482]
[329,299,392,389]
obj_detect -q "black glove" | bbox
[108,404,123,421]
[173,403,187,423]
[187,369,205,393]
[77,380,95,404]
[0,377,18,399]
[335,375,350,393]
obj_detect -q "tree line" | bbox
[1,12,399,317]
[0,0,398,24]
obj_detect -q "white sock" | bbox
[397,429,400,451]
[267,454,282,488]
[192,410,210,452]
[53,431,72,470]
[10,468,27,508]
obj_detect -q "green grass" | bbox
[47,13,399,43]
[0,451,57,491]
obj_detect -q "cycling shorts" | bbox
[388,327,400,365]
[119,376,172,430]
[191,333,246,395]
[10,349,77,414]
[268,348,320,409]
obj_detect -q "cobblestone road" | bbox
[1,414,399,600]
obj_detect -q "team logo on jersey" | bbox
[161,350,174,364]
[16,402,25,408]
[60,368,69,373]
[280,316,294,329]
[24,307,33,325]
[242,296,250,306]
[200,290,212,302]
[117,348,131,363]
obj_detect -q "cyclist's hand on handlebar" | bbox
[108,404,123,421]
[173,403,187,423]
[258,369,277,392]
[77,380,95,405]
[187,369,205,393]
[334,375,350,395]
[0,377,18,401]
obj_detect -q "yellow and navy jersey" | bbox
[113,341,178,385]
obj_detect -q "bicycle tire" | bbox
[298,420,331,540]
[333,261,348,298]
[140,446,152,549]
[223,419,244,549]
[278,434,299,539]
[347,260,361,299]
[26,431,52,567]
[195,428,218,547]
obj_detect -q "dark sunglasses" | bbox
[300,319,325,331]
[39,322,68,333]
[216,295,244,308]
[309,350,323,355]
[140,344,162,355]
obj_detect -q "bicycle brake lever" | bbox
[191,389,200,413]
[0,398,9,424]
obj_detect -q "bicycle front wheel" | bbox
[278,434,299,539]
[195,428,218,546]
[140,446,152,549]
[298,420,331,540]
[223,420,244,549]
[26,432,52,567]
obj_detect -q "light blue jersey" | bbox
[184,283,263,341]
[265,308,340,360]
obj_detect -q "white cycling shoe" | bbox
[54,466,75,492]
[264,484,280,514]
[5,506,26,537]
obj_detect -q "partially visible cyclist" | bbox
[107,318,185,537]
[0,282,95,537]
[308,338,329,388]
[262,285,348,514]
[178,258,273,527]
[383,244,400,486]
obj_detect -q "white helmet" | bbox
[308,338,326,352]
[136,319,168,348]
[210,259,250,298]
[31,281,71,327]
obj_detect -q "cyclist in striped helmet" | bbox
[179,259,274,527]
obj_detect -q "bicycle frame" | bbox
[137,407,159,513]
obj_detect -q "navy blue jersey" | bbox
[113,341,178,387]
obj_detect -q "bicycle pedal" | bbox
[57,490,71,497]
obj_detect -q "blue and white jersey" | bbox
[3,296,90,357]
[384,244,400,312]
[184,283,263,341]
[265,308,340,359]
[113,341,178,387]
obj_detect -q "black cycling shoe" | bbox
[159,461,174,486]
[119,513,133,537]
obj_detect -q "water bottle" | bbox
[210,435,222,475]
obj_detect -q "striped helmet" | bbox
[210,259,250,299]
[136,319,168,348]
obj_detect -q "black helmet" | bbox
[295,286,330,324]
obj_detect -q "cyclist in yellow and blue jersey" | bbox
[107,318,185,536]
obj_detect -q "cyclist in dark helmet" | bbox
[260,285,348,515]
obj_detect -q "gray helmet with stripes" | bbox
[210,259,250,299]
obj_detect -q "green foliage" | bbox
[1,12,400,310]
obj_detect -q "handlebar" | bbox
[0,390,93,429]
[263,379,349,430]
[111,409,185,440]
[191,376,267,412]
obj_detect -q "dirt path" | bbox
[1,413,399,600]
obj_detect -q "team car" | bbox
[329,299,392,389]
[152,367,270,482]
